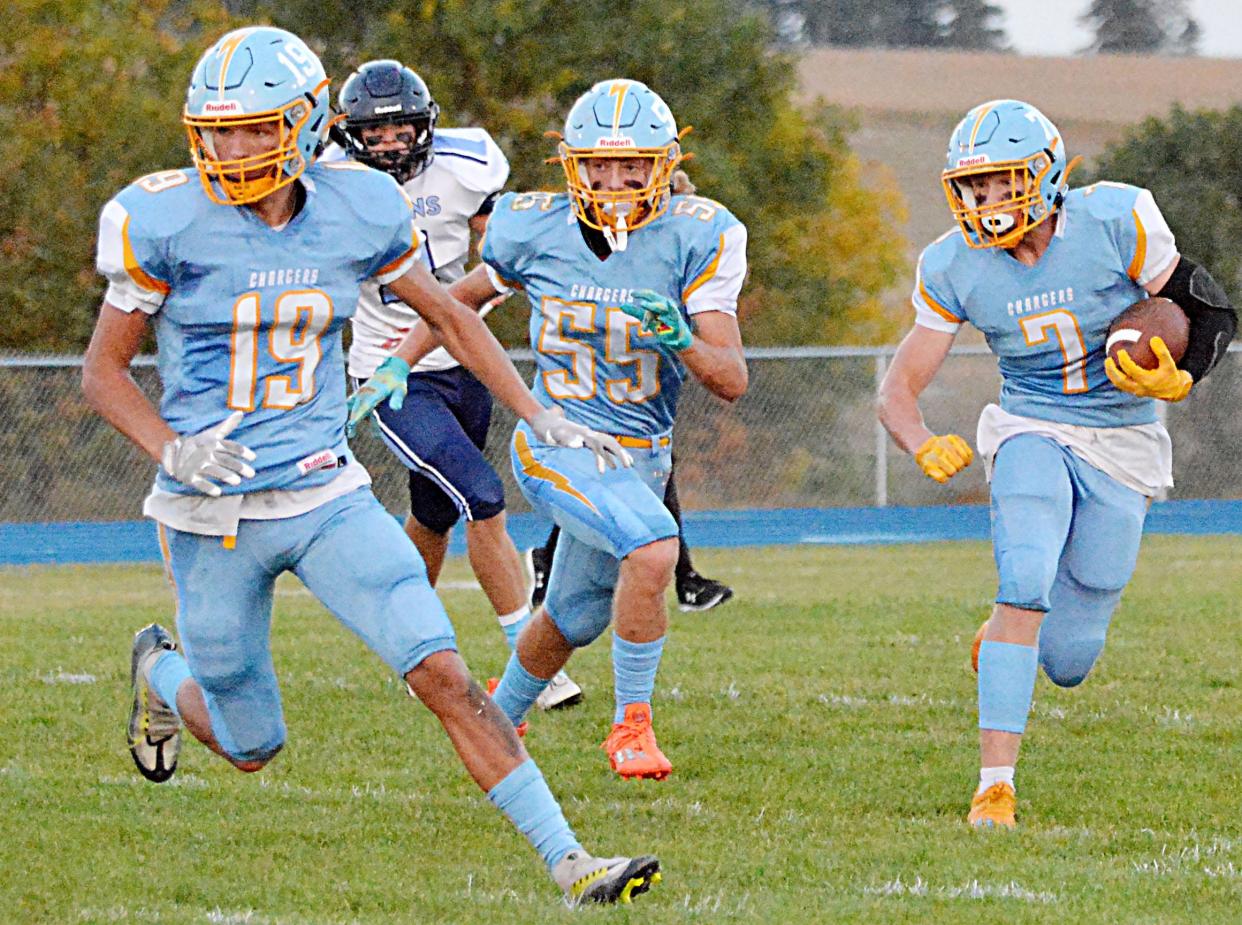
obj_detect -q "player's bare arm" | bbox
[877,324,955,453]
[380,262,629,469]
[82,303,176,462]
[384,261,541,420]
[381,264,500,367]
[678,310,747,402]
[878,325,972,483]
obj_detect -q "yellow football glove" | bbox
[1104,336,1193,402]
[915,434,973,484]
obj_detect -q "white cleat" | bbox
[535,670,583,711]
[552,850,661,906]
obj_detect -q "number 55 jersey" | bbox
[481,191,747,437]
[95,161,420,501]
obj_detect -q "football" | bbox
[1105,297,1190,370]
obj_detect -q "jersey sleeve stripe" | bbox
[377,228,424,277]
[1127,209,1148,282]
[918,277,963,323]
[121,216,171,295]
[682,234,725,302]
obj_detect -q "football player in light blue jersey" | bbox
[350,78,749,780]
[878,99,1236,829]
[81,26,660,906]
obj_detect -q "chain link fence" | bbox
[5,346,1241,524]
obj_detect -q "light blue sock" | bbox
[487,758,581,869]
[492,651,547,727]
[978,640,1038,734]
[148,649,192,719]
[612,634,665,723]
[497,606,531,651]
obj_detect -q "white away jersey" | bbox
[348,127,509,377]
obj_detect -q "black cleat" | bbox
[525,546,552,610]
[676,571,734,612]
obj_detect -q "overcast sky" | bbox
[997,0,1242,57]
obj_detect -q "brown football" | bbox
[1106,297,1189,370]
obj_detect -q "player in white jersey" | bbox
[80,26,658,905]
[877,99,1235,828]
[338,59,581,710]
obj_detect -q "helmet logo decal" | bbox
[596,136,637,148]
[214,29,254,100]
[967,102,997,153]
[608,81,630,136]
[956,154,990,168]
[373,103,404,115]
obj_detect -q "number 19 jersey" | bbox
[913,182,1178,428]
[481,191,747,437]
[95,161,420,495]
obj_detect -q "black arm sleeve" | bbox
[472,191,501,219]
[1155,257,1237,381]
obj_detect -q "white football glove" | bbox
[529,406,633,473]
[161,410,257,497]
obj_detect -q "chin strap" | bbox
[602,213,629,252]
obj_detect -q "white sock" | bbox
[497,606,531,650]
[978,766,1015,793]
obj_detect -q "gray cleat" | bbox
[128,623,182,783]
[552,850,661,906]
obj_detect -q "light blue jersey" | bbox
[482,191,747,436]
[97,161,420,494]
[914,182,1178,428]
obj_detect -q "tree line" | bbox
[764,0,1201,55]
[0,0,906,353]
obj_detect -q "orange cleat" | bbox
[971,620,989,673]
[486,677,528,738]
[968,781,1017,829]
[600,703,672,781]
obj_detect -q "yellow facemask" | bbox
[559,142,683,236]
[183,90,321,206]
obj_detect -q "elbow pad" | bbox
[1156,257,1237,381]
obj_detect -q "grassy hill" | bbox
[797,48,1242,286]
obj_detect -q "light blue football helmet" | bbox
[558,79,685,239]
[183,27,331,205]
[941,99,1079,249]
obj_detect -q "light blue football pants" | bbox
[509,421,677,647]
[161,487,456,762]
[990,433,1148,687]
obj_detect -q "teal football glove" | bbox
[619,289,693,352]
[346,356,411,438]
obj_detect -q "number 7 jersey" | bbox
[481,191,747,436]
[95,161,420,494]
[913,182,1178,428]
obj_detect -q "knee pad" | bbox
[199,684,287,763]
[1038,570,1120,688]
[408,471,461,534]
[467,469,507,522]
[546,592,613,648]
[991,438,1074,611]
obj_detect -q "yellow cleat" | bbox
[968,781,1017,829]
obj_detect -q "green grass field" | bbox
[4,537,1241,924]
